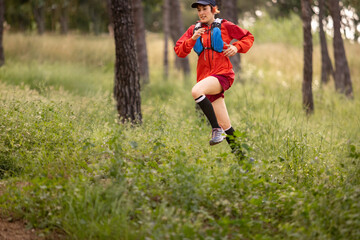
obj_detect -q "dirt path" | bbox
[0,218,40,240]
[0,182,38,240]
[0,183,44,240]
[0,182,65,240]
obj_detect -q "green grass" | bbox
[248,13,306,47]
[0,20,360,239]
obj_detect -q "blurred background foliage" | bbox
[2,0,359,41]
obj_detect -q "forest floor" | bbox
[0,31,359,239]
[0,182,38,240]
[0,219,39,240]
[0,183,63,240]
[0,217,65,240]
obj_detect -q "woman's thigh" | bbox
[192,76,223,97]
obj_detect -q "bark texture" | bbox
[132,0,149,84]
[301,0,314,115]
[328,0,353,97]
[111,0,142,123]
[0,0,4,67]
[169,0,190,76]
[319,0,334,84]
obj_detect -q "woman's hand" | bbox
[192,28,205,40]
[223,44,237,57]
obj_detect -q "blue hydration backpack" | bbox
[193,18,224,56]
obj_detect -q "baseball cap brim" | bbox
[191,1,214,8]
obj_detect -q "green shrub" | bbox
[0,30,359,239]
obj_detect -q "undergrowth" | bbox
[0,29,359,239]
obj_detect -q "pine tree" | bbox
[301,0,314,114]
[328,0,353,97]
[111,0,142,123]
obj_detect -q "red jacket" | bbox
[174,20,254,85]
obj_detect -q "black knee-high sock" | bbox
[195,95,220,129]
[225,127,236,146]
[225,127,245,158]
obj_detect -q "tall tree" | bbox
[318,0,334,85]
[49,1,58,31]
[0,0,4,67]
[301,0,314,114]
[89,0,102,35]
[106,0,114,35]
[163,0,170,80]
[111,0,142,123]
[169,0,190,77]
[31,0,45,35]
[132,0,149,85]
[217,0,241,73]
[59,0,69,35]
[4,0,32,32]
[328,0,353,97]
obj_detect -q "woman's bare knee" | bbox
[191,85,203,99]
[192,77,223,99]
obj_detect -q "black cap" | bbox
[191,0,216,8]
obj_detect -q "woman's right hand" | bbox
[192,28,205,40]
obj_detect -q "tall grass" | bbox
[0,18,359,239]
[247,13,313,47]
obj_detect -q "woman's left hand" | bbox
[223,44,237,57]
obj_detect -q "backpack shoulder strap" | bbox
[194,22,202,33]
[212,18,222,29]
[193,22,204,55]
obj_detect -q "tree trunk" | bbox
[32,2,45,35]
[89,6,101,35]
[0,0,4,67]
[319,0,334,85]
[301,0,314,115]
[169,0,190,77]
[132,0,149,85]
[328,0,353,97]
[111,0,142,123]
[51,5,57,31]
[60,2,68,35]
[163,0,170,80]
[218,0,241,73]
[106,0,114,35]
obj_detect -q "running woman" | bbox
[174,0,254,155]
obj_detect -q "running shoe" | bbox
[209,128,226,146]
